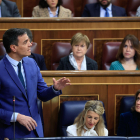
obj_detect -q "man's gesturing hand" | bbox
[17,114,37,131]
[53,77,70,91]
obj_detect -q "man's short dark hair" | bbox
[23,28,33,42]
[3,28,26,53]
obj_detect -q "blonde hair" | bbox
[71,33,90,49]
[74,100,106,136]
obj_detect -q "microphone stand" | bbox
[13,96,15,139]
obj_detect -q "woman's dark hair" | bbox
[116,34,140,69]
[39,0,62,8]
[131,89,140,111]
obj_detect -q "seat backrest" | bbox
[126,0,140,16]
[62,0,75,17]
[120,96,135,114]
[102,42,121,70]
[0,42,6,56]
[58,100,107,136]
[51,42,94,70]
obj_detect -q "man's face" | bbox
[10,33,32,61]
[0,0,2,4]
[98,0,111,8]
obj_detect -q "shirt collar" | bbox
[100,3,112,11]
[6,54,23,67]
[48,7,59,17]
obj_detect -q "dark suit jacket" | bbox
[1,0,21,17]
[57,55,98,70]
[0,56,61,139]
[82,3,127,17]
[29,53,47,70]
[117,111,138,136]
[0,53,47,70]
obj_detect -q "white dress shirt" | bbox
[48,7,59,17]
[6,54,26,122]
[67,124,108,136]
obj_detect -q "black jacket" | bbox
[57,55,98,70]
[117,111,138,136]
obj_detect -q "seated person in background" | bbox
[23,28,47,70]
[136,6,140,16]
[117,89,140,136]
[32,0,72,17]
[82,0,127,17]
[67,100,108,136]
[57,33,98,70]
[0,0,21,17]
[110,34,140,70]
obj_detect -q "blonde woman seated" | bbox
[57,33,98,70]
[110,34,140,70]
[32,0,72,17]
[66,100,108,136]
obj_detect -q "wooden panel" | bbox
[108,85,140,135]
[42,39,71,70]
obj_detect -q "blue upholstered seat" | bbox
[58,100,107,136]
[120,96,135,114]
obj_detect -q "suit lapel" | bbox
[66,57,75,70]
[59,6,64,17]
[1,1,6,17]
[3,56,27,99]
[23,58,34,105]
[43,8,50,17]
[86,57,91,70]
[95,3,100,17]
[112,5,117,17]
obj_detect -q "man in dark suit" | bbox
[0,0,21,17]
[0,28,70,139]
[82,0,127,17]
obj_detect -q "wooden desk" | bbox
[0,17,140,69]
[41,71,140,136]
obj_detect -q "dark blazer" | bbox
[29,53,47,70]
[57,55,98,70]
[82,3,127,17]
[0,56,61,139]
[1,0,21,17]
[0,53,47,70]
[117,111,138,136]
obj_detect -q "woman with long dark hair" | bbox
[110,34,140,70]
[32,0,72,17]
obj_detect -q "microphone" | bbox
[13,96,15,139]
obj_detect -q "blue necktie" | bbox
[105,8,109,17]
[18,62,25,88]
